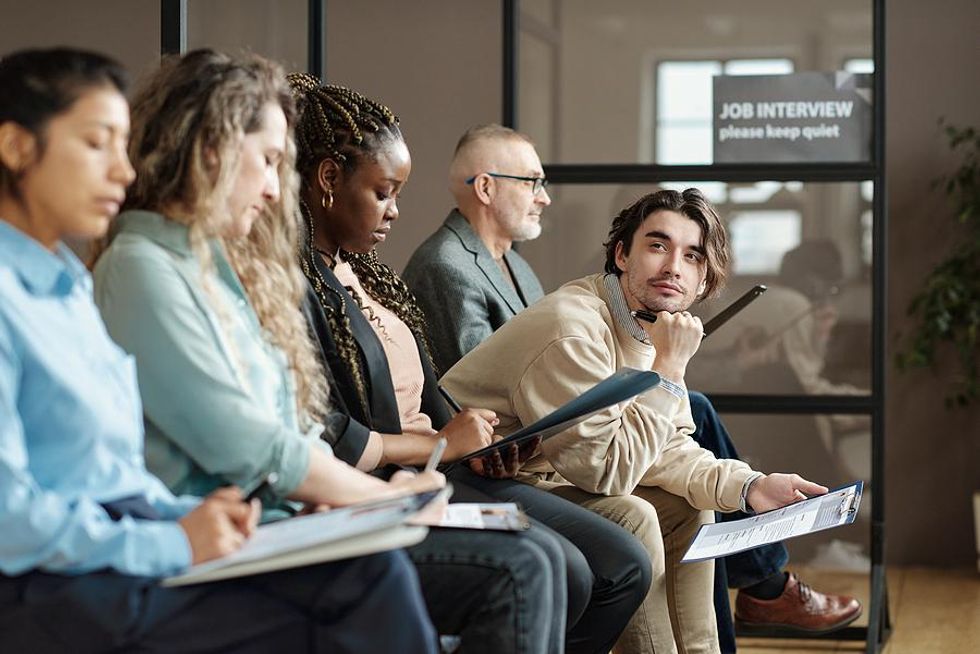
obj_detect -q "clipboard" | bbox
[681,481,863,563]
[445,368,662,469]
[703,285,768,336]
[162,486,450,586]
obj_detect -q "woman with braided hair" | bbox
[288,74,653,654]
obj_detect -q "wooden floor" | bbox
[730,566,980,654]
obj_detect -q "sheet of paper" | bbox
[410,503,531,531]
[682,481,863,563]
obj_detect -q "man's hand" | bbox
[648,310,704,381]
[178,486,260,565]
[733,326,780,371]
[439,408,498,460]
[812,303,840,350]
[468,435,543,479]
[746,473,829,513]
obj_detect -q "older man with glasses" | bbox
[403,123,551,374]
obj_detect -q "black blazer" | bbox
[304,254,452,468]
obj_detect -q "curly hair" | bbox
[99,49,328,421]
[603,188,730,300]
[288,76,437,410]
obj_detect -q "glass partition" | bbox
[188,0,307,72]
[519,180,872,394]
[718,412,871,571]
[518,0,873,164]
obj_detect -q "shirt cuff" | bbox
[320,411,371,467]
[135,520,194,576]
[272,432,312,497]
[657,376,687,399]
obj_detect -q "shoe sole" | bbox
[734,606,863,637]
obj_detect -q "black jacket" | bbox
[303,254,452,467]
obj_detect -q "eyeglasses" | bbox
[466,172,549,195]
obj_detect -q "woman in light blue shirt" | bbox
[0,47,437,653]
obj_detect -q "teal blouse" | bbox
[93,211,327,509]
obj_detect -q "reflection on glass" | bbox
[519,0,874,165]
[729,210,802,274]
[519,181,872,395]
[689,221,872,397]
[718,412,871,570]
[658,61,721,121]
[187,0,306,71]
[520,31,557,161]
[657,58,794,165]
[844,58,875,73]
[522,0,556,27]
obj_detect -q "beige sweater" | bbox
[441,274,754,511]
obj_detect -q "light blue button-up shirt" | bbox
[0,221,196,577]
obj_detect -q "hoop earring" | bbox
[322,188,334,210]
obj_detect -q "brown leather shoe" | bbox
[734,572,862,636]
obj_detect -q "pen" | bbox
[437,384,463,413]
[243,472,278,502]
[424,437,448,472]
[632,309,706,337]
[631,309,659,324]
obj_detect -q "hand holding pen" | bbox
[436,385,498,460]
[440,385,532,479]
[424,437,448,472]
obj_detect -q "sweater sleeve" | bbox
[511,334,754,507]
[637,396,754,513]
[511,335,688,495]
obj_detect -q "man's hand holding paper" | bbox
[746,473,829,513]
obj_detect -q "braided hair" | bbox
[288,75,436,414]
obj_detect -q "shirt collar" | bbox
[602,273,651,344]
[111,209,248,303]
[110,210,194,255]
[0,220,88,296]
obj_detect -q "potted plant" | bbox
[897,122,980,407]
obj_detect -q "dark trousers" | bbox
[689,391,789,654]
[407,479,565,654]
[0,550,437,654]
[450,466,652,654]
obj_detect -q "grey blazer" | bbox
[403,210,545,374]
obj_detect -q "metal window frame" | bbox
[160,0,327,79]
[160,0,186,55]
[503,1,890,651]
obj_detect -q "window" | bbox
[656,58,794,165]
[729,210,802,274]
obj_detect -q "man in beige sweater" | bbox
[441,188,860,654]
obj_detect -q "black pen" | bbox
[437,384,463,413]
[631,309,707,337]
[631,309,659,324]
[243,472,278,502]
